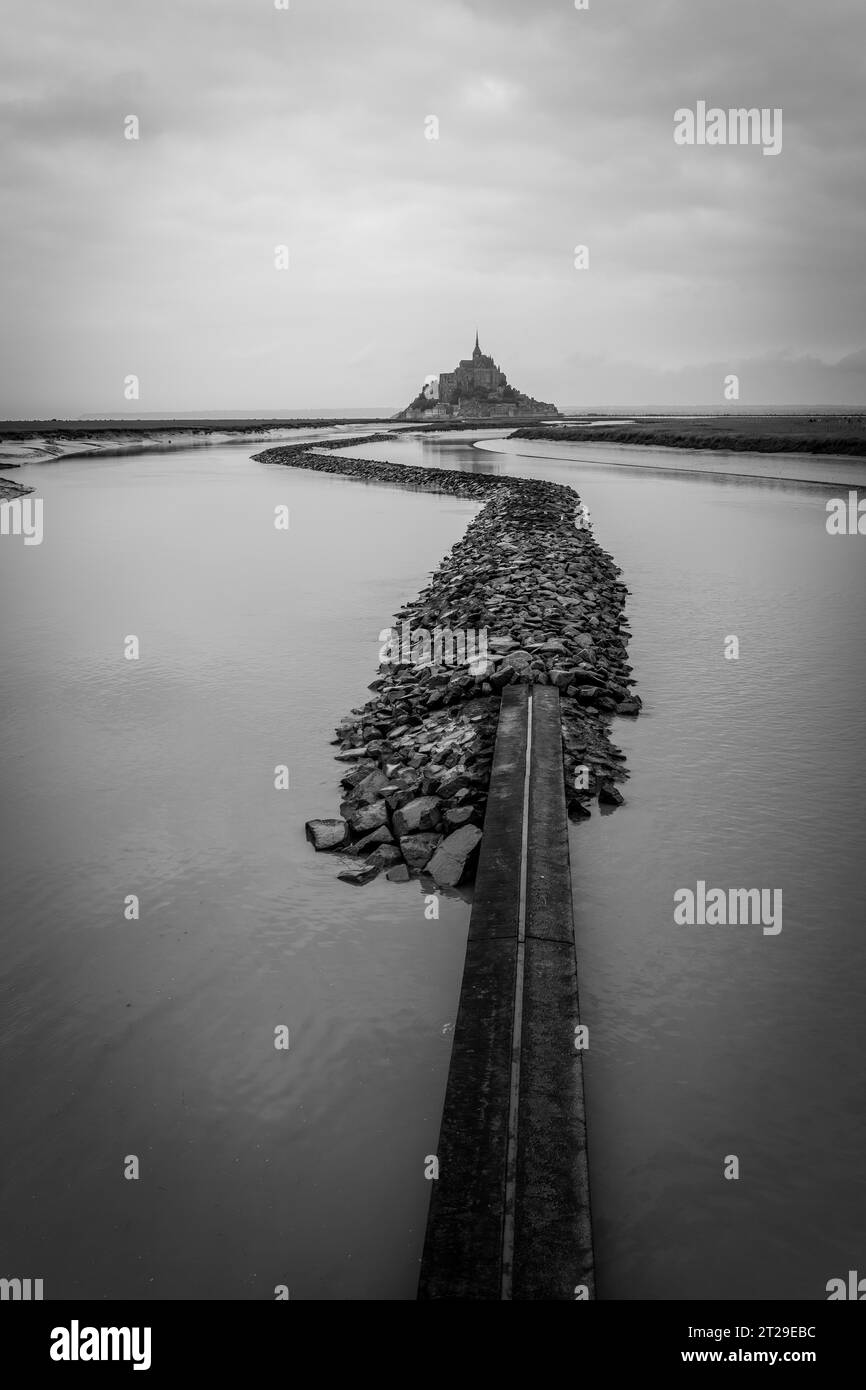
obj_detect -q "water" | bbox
[0,442,478,1299]
[337,430,866,1301]
[2,431,864,1300]
[556,459,866,1301]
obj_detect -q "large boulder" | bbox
[366,843,403,870]
[436,769,471,800]
[340,762,376,789]
[489,664,516,692]
[426,825,482,888]
[305,818,349,852]
[354,825,394,851]
[337,862,381,886]
[399,832,442,873]
[392,795,442,838]
[617,696,642,715]
[574,685,602,705]
[598,780,625,806]
[355,769,390,803]
[548,668,574,690]
[571,667,606,687]
[334,746,369,762]
[349,800,390,835]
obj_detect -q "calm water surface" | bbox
[339,431,866,1302]
[0,441,477,1300]
[2,432,864,1299]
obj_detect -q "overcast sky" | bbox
[2,0,864,415]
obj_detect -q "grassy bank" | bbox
[512,413,866,457]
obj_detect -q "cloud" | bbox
[0,0,864,413]
[459,76,523,114]
[551,349,866,409]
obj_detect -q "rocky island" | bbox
[394,333,559,422]
[254,434,640,890]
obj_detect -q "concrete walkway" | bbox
[419,684,595,1300]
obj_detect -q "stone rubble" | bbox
[254,435,641,889]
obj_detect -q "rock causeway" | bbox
[254,431,641,890]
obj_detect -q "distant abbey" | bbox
[395,332,559,421]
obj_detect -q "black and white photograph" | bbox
[1,0,865,1351]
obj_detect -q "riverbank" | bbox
[513,412,866,457]
[0,475,33,501]
[255,437,639,888]
[0,419,400,468]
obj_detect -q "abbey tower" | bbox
[437,331,508,404]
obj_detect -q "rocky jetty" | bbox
[254,435,640,889]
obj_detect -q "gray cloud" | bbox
[1,0,864,414]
